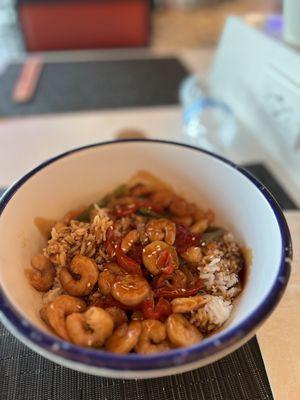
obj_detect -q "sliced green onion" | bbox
[75,184,127,222]
[75,204,94,222]
[138,207,164,218]
[97,194,112,208]
[113,184,128,198]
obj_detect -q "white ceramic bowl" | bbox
[0,140,292,379]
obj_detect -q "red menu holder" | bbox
[17,0,151,51]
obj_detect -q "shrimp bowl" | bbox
[0,139,291,379]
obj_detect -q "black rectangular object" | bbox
[242,163,297,210]
[0,323,273,400]
[0,58,188,116]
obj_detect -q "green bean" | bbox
[75,185,127,222]
[97,194,112,208]
[200,227,226,244]
[137,207,164,218]
[113,184,128,198]
[75,204,94,222]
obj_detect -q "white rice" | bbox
[198,257,240,300]
[197,234,243,300]
[44,208,113,266]
[42,287,63,305]
[190,294,232,333]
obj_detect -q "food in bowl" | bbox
[26,172,246,354]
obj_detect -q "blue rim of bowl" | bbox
[0,139,292,371]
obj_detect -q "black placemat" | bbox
[243,163,297,210]
[2,161,294,400]
[0,58,188,117]
[0,328,271,400]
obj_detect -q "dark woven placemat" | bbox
[0,58,188,116]
[0,326,271,400]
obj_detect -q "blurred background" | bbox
[0,0,282,59]
[0,0,299,208]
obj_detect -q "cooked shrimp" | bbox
[26,253,55,292]
[191,210,215,234]
[130,183,154,197]
[48,209,82,233]
[61,208,85,225]
[128,170,170,192]
[171,216,193,227]
[113,196,136,206]
[111,275,150,306]
[98,263,124,295]
[46,295,86,341]
[106,321,142,354]
[135,320,170,354]
[59,255,98,296]
[105,262,125,275]
[146,219,176,246]
[181,246,202,264]
[40,304,50,325]
[98,270,116,296]
[171,296,208,313]
[166,314,203,347]
[31,174,245,354]
[142,241,179,275]
[168,269,188,289]
[66,307,113,347]
[121,229,140,253]
[105,306,128,328]
[169,196,196,217]
[151,190,173,208]
[191,220,209,234]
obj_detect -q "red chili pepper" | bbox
[127,243,143,265]
[140,297,171,320]
[154,279,204,299]
[114,203,139,218]
[152,268,189,290]
[140,298,154,319]
[156,250,176,275]
[157,250,171,268]
[161,263,176,275]
[138,200,163,213]
[113,200,163,218]
[156,297,172,318]
[91,295,118,309]
[115,245,142,275]
[152,273,170,289]
[105,225,116,258]
[174,223,200,253]
[179,265,197,287]
[93,294,138,311]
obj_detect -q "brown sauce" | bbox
[239,247,253,289]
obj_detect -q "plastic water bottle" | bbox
[179,75,236,153]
